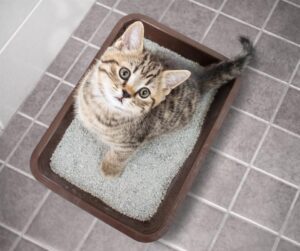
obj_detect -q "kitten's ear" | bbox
[162,70,191,90]
[114,21,144,52]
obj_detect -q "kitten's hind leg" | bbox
[100,147,135,178]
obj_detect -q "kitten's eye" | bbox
[119,67,131,80]
[138,87,150,98]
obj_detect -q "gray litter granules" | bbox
[50,39,216,221]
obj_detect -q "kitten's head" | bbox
[91,21,191,116]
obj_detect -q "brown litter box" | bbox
[31,14,240,242]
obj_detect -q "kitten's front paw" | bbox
[100,160,123,178]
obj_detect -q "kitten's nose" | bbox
[122,89,131,98]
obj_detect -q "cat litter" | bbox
[50,39,216,221]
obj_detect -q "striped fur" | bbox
[75,22,254,178]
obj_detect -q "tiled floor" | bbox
[0,0,300,250]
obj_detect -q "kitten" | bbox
[75,21,253,178]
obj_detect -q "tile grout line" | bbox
[17,112,49,128]
[188,192,298,242]
[0,221,58,251]
[281,235,300,247]
[0,121,36,176]
[210,147,249,166]
[188,192,227,212]
[188,0,219,12]
[282,0,300,8]
[22,235,59,251]
[71,35,100,50]
[290,84,300,92]
[251,165,299,189]
[159,239,187,251]
[272,190,300,251]
[253,0,279,45]
[74,218,98,251]
[247,66,289,85]
[211,146,300,189]
[219,11,260,30]
[190,0,300,49]
[188,0,300,48]
[95,1,113,10]
[73,0,123,51]
[10,190,51,251]
[200,0,228,43]
[230,106,300,140]
[230,211,279,235]
[111,8,127,16]
[44,71,76,87]
[262,29,300,48]
[0,0,43,56]
[207,45,296,251]
[159,0,175,22]
[230,106,269,123]
[271,123,300,140]
[5,163,35,181]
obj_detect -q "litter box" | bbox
[31,14,240,242]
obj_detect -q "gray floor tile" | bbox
[116,0,172,19]
[292,66,300,88]
[65,46,98,85]
[37,84,73,125]
[233,69,285,120]
[9,124,46,174]
[284,196,300,243]
[80,221,146,251]
[222,0,276,27]
[266,1,300,44]
[147,242,175,251]
[47,38,84,78]
[0,167,47,231]
[161,0,215,42]
[277,239,300,251]
[0,114,31,161]
[254,127,300,185]
[26,193,94,251]
[274,88,300,135]
[0,226,18,251]
[91,12,123,47]
[73,4,109,41]
[203,15,258,58]
[97,0,117,7]
[193,0,224,9]
[212,109,267,162]
[233,169,297,231]
[191,151,246,208]
[20,75,59,118]
[163,197,224,251]
[15,239,46,251]
[212,215,276,251]
[251,33,300,81]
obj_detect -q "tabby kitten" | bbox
[75,21,253,178]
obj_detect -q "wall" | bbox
[0,0,95,132]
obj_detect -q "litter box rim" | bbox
[31,13,240,242]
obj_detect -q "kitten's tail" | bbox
[199,36,254,91]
